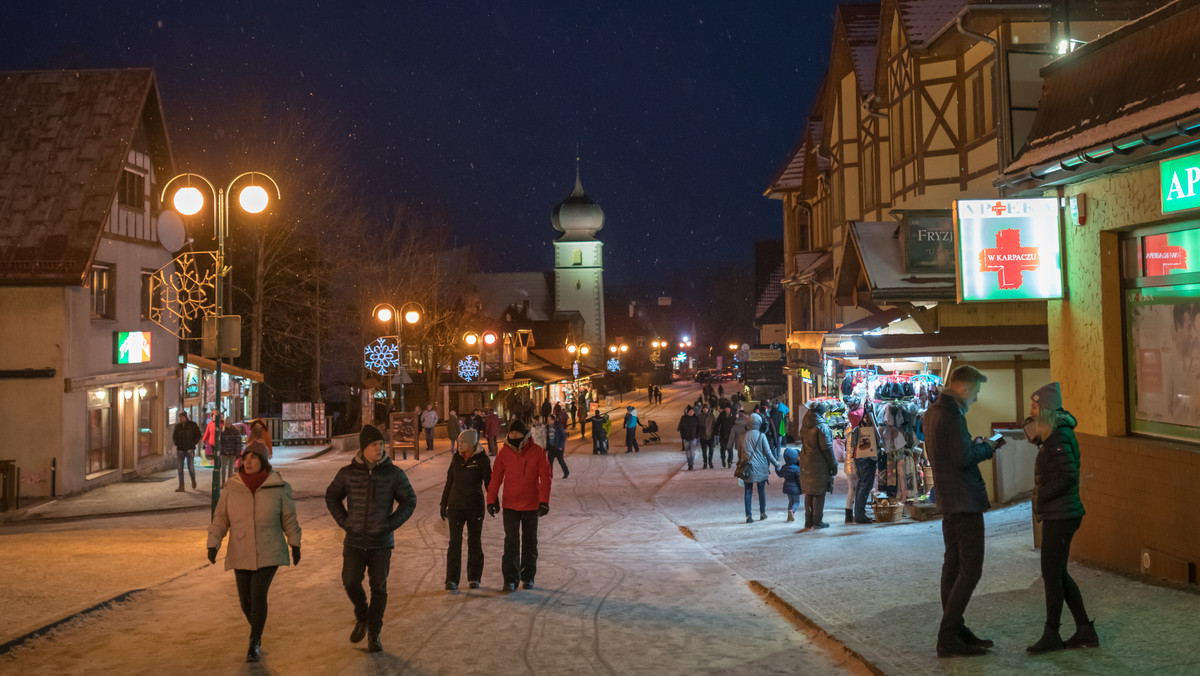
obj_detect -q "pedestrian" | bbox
[569,400,577,428]
[776,446,802,522]
[848,409,882,524]
[485,420,552,591]
[715,403,735,468]
[202,411,219,462]
[678,405,700,470]
[206,441,301,663]
[924,365,1005,658]
[768,401,785,453]
[324,424,418,653]
[623,405,640,453]
[530,414,549,450]
[247,418,273,458]
[736,413,778,522]
[220,416,244,487]
[485,407,500,456]
[547,414,569,479]
[698,404,716,469]
[440,428,492,591]
[172,411,201,491]
[655,386,662,405]
[579,398,589,440]
[1023,382,1097,654]
[447,410,460,454]
[799,403,837,529]
[727,409,750,461]
[589,408,609,454]
[420,403,439,451]
[540,398,552,420]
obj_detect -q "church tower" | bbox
[552,162,605,362]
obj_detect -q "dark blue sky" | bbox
[1,0,843,285]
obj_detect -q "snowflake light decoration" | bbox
[607,357,621,372]
[364,337,401,375]
[458,356,481,382]
[148,252,219,339]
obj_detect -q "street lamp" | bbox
[461,330,497,382]
[370,301,424,411]
[162,171,280,516]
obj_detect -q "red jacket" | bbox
[485,413,501,437]
[486,439,551,511]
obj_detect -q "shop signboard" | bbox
[747,348,783,362]
[1161,151,1200,214]
[1142,227,1200,276]
[113,331,151,364]
[953,198,1063,302]
[896,210,955,273]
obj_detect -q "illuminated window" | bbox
[572,248,583,266]
[86,388,115,474]
[91,264,114,319]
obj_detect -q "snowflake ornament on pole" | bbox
[458,355,481,382]
[364,337,401,375]
[607,357,621,372]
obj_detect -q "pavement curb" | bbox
[747,580,887,676]
[0,587,147,656]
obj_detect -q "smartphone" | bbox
[988,432,1003,443]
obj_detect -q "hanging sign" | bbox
[1161,151,1200,214]
[113,331,152,364]
[953,198,1063,302]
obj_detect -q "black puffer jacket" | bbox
[678,413,700,441]
[440,447,492,514]
[1033,411,1085,522]
[923,390,995,514]
[325,452,417,549]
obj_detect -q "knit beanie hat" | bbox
[458,428,479,450]
[1031,382,1063,411]
[359,424,385,450]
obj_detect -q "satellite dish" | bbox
[158,210,186,252]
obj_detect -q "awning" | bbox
[849,325,1048,359]
[185,354,264,383]
[837,307,911,334]
[845,222,956,302]
[516,364,576,384]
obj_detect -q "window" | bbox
[119,169,145,209]
[636,336,646,348]
[1122,223,1200,442]
[572,248,583,266]
[137,384,158,458]
[86,388,116,474]
[965,63,996,142]
[91,264,114,319]
[140,270,161,319]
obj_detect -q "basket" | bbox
[874,502,904,523]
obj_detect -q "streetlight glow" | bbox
[404,309,421,324]
[619,344,628,353]
[464,332,479,346]
[239,185,270,213]
[376,306,393,323]
[482,331,497,346]
[579,344,590,355]
[729,343,738,350]
[173,187,205,215]
[567,344,577,354]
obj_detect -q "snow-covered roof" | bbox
[841,4,881,99]
[0,69,171,285]
[471,271,555,321]
[1005,0,1200,177]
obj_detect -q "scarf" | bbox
[241,469,269,493]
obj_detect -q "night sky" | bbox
[1,1,842,286]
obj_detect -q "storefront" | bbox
[996,1,1200,579]
[181,354,263,427]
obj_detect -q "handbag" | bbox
[734,458,751,480]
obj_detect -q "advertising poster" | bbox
[954,198,1063,302]
[1126,283,1200,439]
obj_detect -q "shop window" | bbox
[137,384,159,458]
[86,388,116,474]
[90,263,114,319]
[1122,223,1200,442]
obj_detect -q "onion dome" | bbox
[551,169,604,241]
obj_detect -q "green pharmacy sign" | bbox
[953,198,1064,302]
[1162,151,1200,214]
[114,331,152,364]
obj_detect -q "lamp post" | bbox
[462,330,498,382]
[372,301,423,412]
[162,171,280,515]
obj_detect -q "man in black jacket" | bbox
[924,365,1005,658]
[325,424,418,653]
[172,412,202,492]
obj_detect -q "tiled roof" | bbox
[896,0,965,45]
[841,3,881,98]
[1006,0,1200,176]
[0,69,164,285]
[755,261,786,322]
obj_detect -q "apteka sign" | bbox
[953,198,1063,302]
[1161,151,1200,214]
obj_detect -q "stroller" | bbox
[640,420,660,444]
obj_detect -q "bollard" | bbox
[50,457,57,498]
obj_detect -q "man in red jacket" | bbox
[486,420,552,592]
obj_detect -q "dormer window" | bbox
[572,248,583,266]
[119,169,145,209]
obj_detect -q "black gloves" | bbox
[291,546,301,565]
[537,502,550,517]
[207,547,218,564]
[440,505,448,521]
[487,503,499,517]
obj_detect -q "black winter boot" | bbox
[1063,620,1099,649]
[1026,622,1064,654]
[845,508,854,524]
[246,636,261,662]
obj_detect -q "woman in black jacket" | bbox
[440,429,492,590]
[1024,383,1096,654]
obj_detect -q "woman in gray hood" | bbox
[737,412,779,523]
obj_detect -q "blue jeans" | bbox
[744,480,767,518]
[786,493,800,513]
[424,427,435,450]
[854,458,877,521]
[683,439,698,468]
[176,449,194,487]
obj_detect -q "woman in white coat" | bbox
[207,441,301,662]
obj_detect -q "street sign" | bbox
[392,366,413,385]
[1162,150,1200,213]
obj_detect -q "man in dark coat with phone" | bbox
[924,365,1005,658]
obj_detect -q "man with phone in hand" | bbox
[924,365,1006,658]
